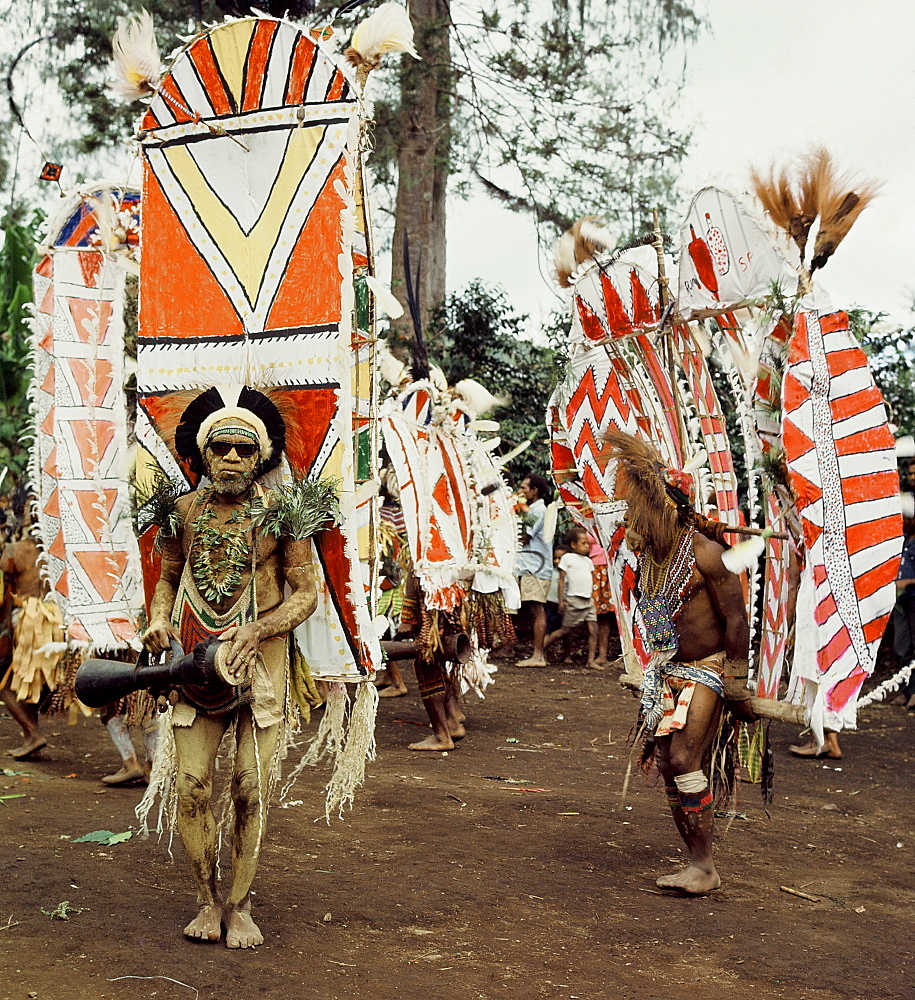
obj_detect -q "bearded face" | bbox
[203,426,261,496]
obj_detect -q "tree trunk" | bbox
[389,0,451,350]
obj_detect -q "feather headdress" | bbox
[605,430,687,560]
[554,216,615,288]
[452,379,505,417]
[110,10,162,103]
[345,2,419,73]
[751,147,880,270]
[378,340,409,387]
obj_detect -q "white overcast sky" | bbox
[447,0,915,331]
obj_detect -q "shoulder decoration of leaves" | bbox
[131,471,184,539]
[250,477,341,541]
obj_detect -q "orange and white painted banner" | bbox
[135,17,379,679]
[30,185,144,651]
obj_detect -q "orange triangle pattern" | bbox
[69,421,116,478]
[67,298,113,345]
[74,550,128,604]
[39,322,53,353]
[67,358,114,407]
[40,365,55,396]
[77,251,103,289]
[72,489,119,543]
[49,528,66,561]
[44,488,60,519]
[38,283,54,315]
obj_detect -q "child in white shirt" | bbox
[542,527,599,669]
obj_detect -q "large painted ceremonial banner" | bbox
[551,184,902,736]
[30,185,143,651]
[135,16,379,679]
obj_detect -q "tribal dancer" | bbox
[607,431,755,895]
[140,387,335,948]
[0,501,67,760]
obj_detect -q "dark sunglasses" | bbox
[207,440,258,458]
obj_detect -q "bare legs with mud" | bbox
[410,657,465,751]
[0,683,46,759]
[654,684,723,894]
[173,706,279,947]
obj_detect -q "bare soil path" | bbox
[1,659,913,1000]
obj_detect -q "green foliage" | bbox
[427,280,556,480]
[0,211,44,482]
[251,476,341,540]
[847,307,915,437]
[380,0,702,237]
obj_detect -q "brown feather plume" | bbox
[751,147,880,269]
[554,215,614,288]
[750,162,816,261]
[808,150,880,271]
[605,430,684,560]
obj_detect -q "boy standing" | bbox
[543,528,599,669]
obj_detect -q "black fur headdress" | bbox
[174,385,286,477]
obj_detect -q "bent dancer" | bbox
[608,431,755,895]
[140,389,328,948]
[0,503,66,759]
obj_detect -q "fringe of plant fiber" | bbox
[322,680,378,821]
[279,681,348,801]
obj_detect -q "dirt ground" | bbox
[1,654,914,1000]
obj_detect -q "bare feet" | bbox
[102,762,147,785]
[585,660,605,671]
[516,657,547,668]
[224,907,263,949]
[789,738,842,760]
[184,903,223,942]
[448,720,466,740]
[378,683,408,698]
[10,734,47,760]
[409,733,455,751]
[656,864,721,895]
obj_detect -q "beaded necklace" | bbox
[189,487,257,603]
[636,527,695,652]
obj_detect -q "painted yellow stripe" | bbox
[209,20,257,109]
[161,125,326,303]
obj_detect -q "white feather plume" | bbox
[553,231,579,288]
[378,340,407,386]
[453,378,503,416]
[110,9,162,103]
[578,220,615,250]
[901,492,915,519]
[349,2,419,66]
[365,274,404,319]
[721,534,766,573]
[429,365,449,393]
[542,499,561,548]
[895,435,915,458]
[495,438,532,467]
[682,448,708,474]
